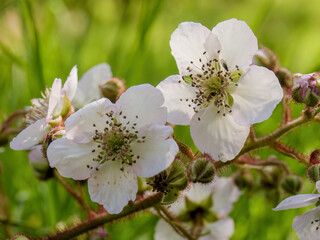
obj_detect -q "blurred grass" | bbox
[0,0,320,239]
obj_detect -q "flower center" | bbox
[25,88,50,125]
[89,110,145,172]
[181,52,243,116]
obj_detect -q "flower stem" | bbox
[54,171,92,214]
[156,205,195,240]
[38,193,163,240]
[271,141,309,165]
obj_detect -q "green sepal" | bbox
[166,160,188,190]
[161,188,180,205]
[227,93,234,107]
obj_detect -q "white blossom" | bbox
[47,84,178,214]
[10,66,78,150]
[154,177,240,240]
[274,181,320,240]
[157,19,283,161]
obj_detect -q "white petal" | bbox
[88,162,137,214]
[293,206,320,240]
[212,177,240,217]
[201,217,234,240]
[73,63,112,108]
[63,65,78,101]
[47,78,62,120]
[212,18,258,72]
[190,104,250,161]
[154,219,185,240]
[157,75,197,125]
[185,183,212,203]
[10,118,50,150]
[28,145,45,163]
[116,84,167,129]
[65,98,117,143]
[231,65,283,125]
[316,181,320,193]
[170,22,221,76]
[131,124,178,178]
[273,194,320,211]
[47,137,99,180]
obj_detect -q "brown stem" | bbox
[38,193,163,240]
[281,89,292,125]
[156,205,195,240]
[237,155,292,174]
[271,141,309,165]
[217,113,313,169]
[54,171,92,213]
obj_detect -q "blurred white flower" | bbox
[72,63,113,108]
[274,181,320,240]
[154,177,240,240]
[10,66,78,150]
[47,84,178,214]
[157,19,283,161]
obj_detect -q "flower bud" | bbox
[307,164,320,183]
[292,72,320,107]
[281,175,303,195]
[146,160,188,204]
[276,67,292,88]
[266,188,280,207]
[11,234,31,240]
[190,156,215,183]
[310,150,320,165]
[253,46,279,72]
[233,170,254,190]
[29,145,52,180]
[99,77,126,103]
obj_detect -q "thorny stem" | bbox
[271,141,309,165]
[217,112,314,169]
[54,171,92,214]
[156,205,195,240]
[38,193,163,240]
[281,89,292,125]
[237,155,292,174]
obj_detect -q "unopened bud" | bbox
[307,164,320,183]
[190,156,215,183]
[146,160,187,205]
[292,72,320,107]
[29,145,52,180]
[233,170,254,190]
[254,46,279,72]
[281,175,303,195]
[11,234,31,240]
[266,188,280,207]
[310,150,320,165]
[276,67,292,88]
[99,77,126,103]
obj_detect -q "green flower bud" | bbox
[280,175,303,195]
[253,46,279,72]
[29,145,53,180]
[266,188,280,207]
[307,164,320,183]
[11,234,31,240]
[99,77,126,103]
[190,156,215,183]
[233,170,254,190]
[146,160,188,204]
[276,67,292,88]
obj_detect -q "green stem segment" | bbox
[38,193,163,240]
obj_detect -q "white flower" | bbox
[154,177,240,240]
[157,19,283,161]
[72,63,112,108]
[10,66,78,150]
[47,84,179,214]
[274,181,320,240]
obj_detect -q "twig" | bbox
[38,193,163,240]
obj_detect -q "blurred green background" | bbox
[1,0,320,239]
